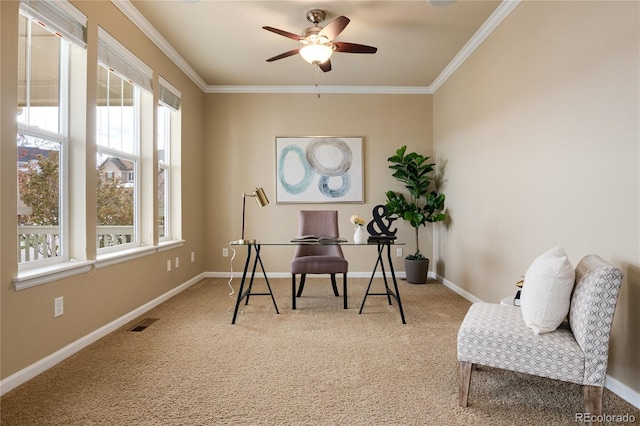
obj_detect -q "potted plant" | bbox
[385,145,446,284]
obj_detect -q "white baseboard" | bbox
[436,273,484,304]
[433,274,640,410]
[0,272,206,396]
[605,373,640,409]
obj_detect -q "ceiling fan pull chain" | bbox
[315,65,321,98]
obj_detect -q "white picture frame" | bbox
[275,136,364,203]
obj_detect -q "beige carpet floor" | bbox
[1,277,638,425]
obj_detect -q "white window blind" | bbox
[19,0,87,48]
[98,27,152,92]
[158,76,181,111]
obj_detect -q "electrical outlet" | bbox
[191,251,195,262]
[175,257,180,268]
[54,297,64,317]
[167,259,172,271]
[396,248,403,258]
[222,248,229,257]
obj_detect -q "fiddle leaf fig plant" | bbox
[385,145,446,260]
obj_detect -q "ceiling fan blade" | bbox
[266,48,300,62]
[262,26,304,41]
[332,42,377,54]
[318,16,350,41]
[319,60,332,73]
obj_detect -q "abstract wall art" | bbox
[276,136,363,203]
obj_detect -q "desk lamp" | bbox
[233,187,269,244]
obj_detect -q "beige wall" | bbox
[1,1,207,379]
[434,0,639,394]
[204,94,435,274]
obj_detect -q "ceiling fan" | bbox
[262,9,377,72]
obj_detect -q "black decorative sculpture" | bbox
[366,205,397,241]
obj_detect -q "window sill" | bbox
[95,240,184,267]
[14,260,94,291]
[13,240,186,291]
[95,245,157,269]
[158,239,185,252]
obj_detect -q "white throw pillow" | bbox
[520,246,575,334]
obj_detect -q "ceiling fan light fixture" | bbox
[300,44,333,65]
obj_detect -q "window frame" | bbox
[157,76,182,244]
[17,9,71,271]
[157,103,171,241]
[95,26,152,256]
[96,69,142,254]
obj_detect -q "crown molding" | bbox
[111,0,208,91]
[205,85,433,95]
[113,0,519,95]
[429,0,521,93]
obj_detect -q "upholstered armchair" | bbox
[457,255,623,422]
[291,210,348,310]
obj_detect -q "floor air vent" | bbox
[128,318,159,332]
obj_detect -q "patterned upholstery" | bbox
[458,304,585,384]
[569,255,623,385]
[458,255,622,387]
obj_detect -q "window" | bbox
[96,65,138,250]
[96,27,152,253]
[17,0,86,269]
[157,105,169,240]
[157,76,181,242]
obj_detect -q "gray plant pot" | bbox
[405,258,430,284]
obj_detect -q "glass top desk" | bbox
[228,240,407,325]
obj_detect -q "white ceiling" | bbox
[119,0,513,93]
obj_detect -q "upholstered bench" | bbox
[457,254,623,422]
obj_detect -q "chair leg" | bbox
[459,361,473,407]
[330,274,339,297]
[291,274,296,310]
[342,273,348,309]
[296,274,306,297]
[583,385,603,425]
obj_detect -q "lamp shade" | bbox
[300,44,333,65]
[253,187,269,207]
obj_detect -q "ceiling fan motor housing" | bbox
[306,9,326,25]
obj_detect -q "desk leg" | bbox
[256,246,279,314]
[231,244,279,324]
[359,242,406,324]
[386,243,406,324]
[244,245,260,305]
[359,243,384,314]
[232,245,253,324]
[378,248,393,306]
